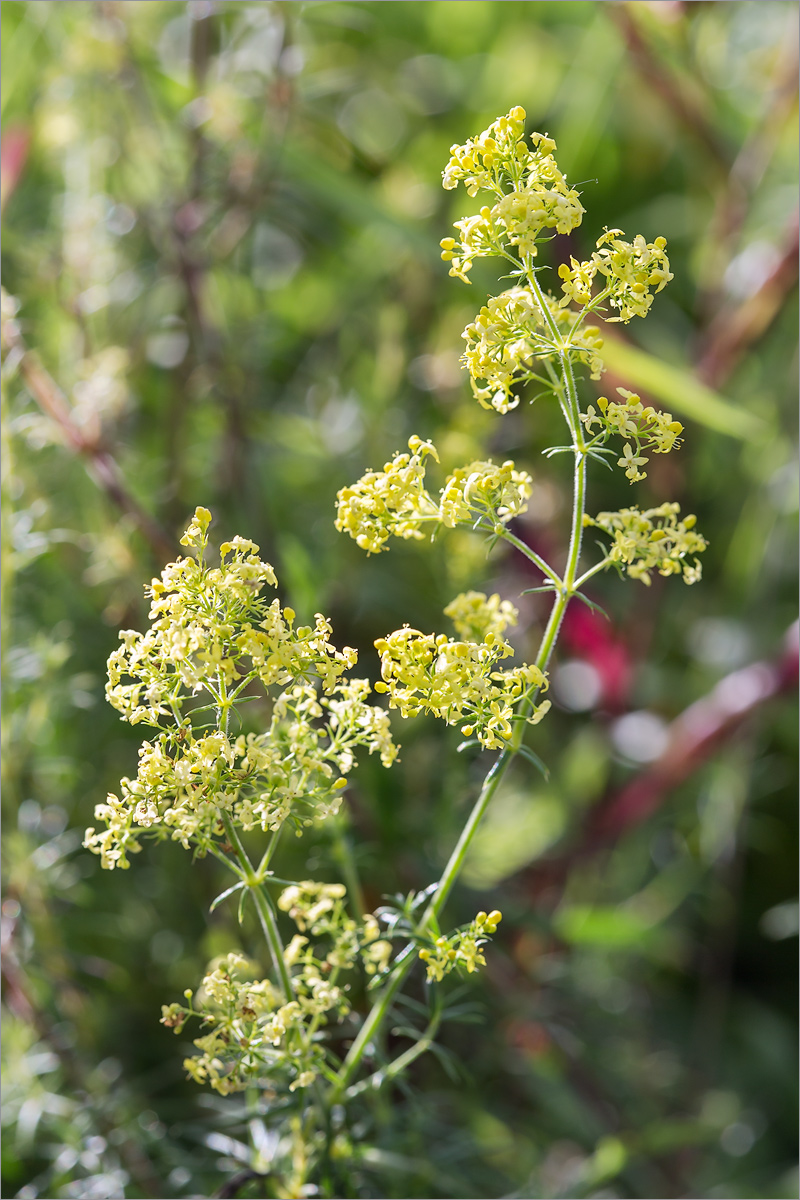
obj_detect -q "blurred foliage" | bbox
[1,2,797,1197]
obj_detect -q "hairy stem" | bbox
[560,350,585,447]
[497,526,563,588]
[564,446,588,589]
[573,555,612,592]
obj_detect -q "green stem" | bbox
[524,255,562,345]
[332,811,367,919]
[422,747,514,925]
[219,809,252,875]
[207,841,247,880]
[560,350,583,447]
[564,446,588,590]
[335,569,571,1095]
[566,286,612,339]
[509,586,567,753]
[573,555,612,592]
[496,526,562,589]
[252,887,296,1003]
[510,365,589,746]
[334,720,519,1096]
[544,362,577,439]
[255,824,283,877]
[220,810,295,1001]
[227,670,259,704]
[526,262,584,445]
[333,323,591,1101]
[344,1002,443,1099]
[331,948,416,1096]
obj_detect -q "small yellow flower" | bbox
[444,591,518,643]
[585,503,707,586]
[590,229,673,322]
[89,509,398,869]
[581,388,683,483]
[373,624,548,751]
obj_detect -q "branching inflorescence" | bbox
[86,508,396,872]
[88,107,706,1196]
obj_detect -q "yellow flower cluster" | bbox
[439,458,532,527]
[278,880,348,932]
[373,626,549,751]
[163,893,394,1095]
[558,229,673,322]
[443,591,518,643]
[277,881,392,975]
[164,948,343,1097]
[442,106,533,195]
[584,503,707,586]
[419,910,502,983]
[335,437,532,554]
[322,677,398,773]
[161,952,286,1095]
[492,185,584,256]
[436,110,672,416]
[439,209,495,285]
[461,286,604,412]
[440,107,584,281]
[582,389,684,483]
[333,436,440,554]
[86,680,396,870]
[86,510,397,868]
[107,514,355,723]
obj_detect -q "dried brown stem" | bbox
[609,3,730,173]
[696,213,800,388]
[3,327,174,562]
[699,32,798,311]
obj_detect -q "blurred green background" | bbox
[1,2,797,1197]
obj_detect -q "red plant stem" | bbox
[530,624,798,891]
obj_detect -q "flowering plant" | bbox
[87,107,705,1197]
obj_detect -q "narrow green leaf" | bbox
[457,738,482,754]
[516,744,550,780]
[209,880,246,913]
[394,995,430,1018]
[573,592,611,620]
[428,1041,462,1083]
